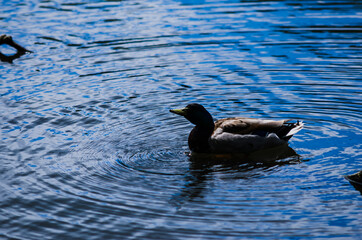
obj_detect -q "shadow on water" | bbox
[171,144,300,208]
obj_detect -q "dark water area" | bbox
[1,0,361,239]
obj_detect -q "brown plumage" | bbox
[214,117,299,140]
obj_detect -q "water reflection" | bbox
[1,0,361,238]
[173,144,300,207]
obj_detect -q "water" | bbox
[1,0,361,239]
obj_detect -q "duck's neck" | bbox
[188,123,215,153]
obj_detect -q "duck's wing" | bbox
[210,117,303,153]
[214,117,288,135]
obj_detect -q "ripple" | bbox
[117,149,188,175]
[1,0,362,239]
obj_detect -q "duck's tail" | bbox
[284,121,304,141]
[279,121,304,141]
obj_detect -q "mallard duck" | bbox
[170,103,304,154]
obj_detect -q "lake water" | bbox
[1,0,361,239]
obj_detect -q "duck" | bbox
[170,103,304,154]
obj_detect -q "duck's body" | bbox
[170,103,303,154]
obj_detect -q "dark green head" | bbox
[170,103,214,127]
[170,103,215,153]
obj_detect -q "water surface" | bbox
[1,0,361,239]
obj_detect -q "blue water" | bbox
[1,0,361,239]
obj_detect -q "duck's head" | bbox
[170,103,214,127]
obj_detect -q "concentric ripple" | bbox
[1,0,361,239]
[117,149,188,175]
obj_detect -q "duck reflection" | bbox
[171,144,300,207]
[0,35,31,63]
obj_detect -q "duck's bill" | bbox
[169,108,187,116]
